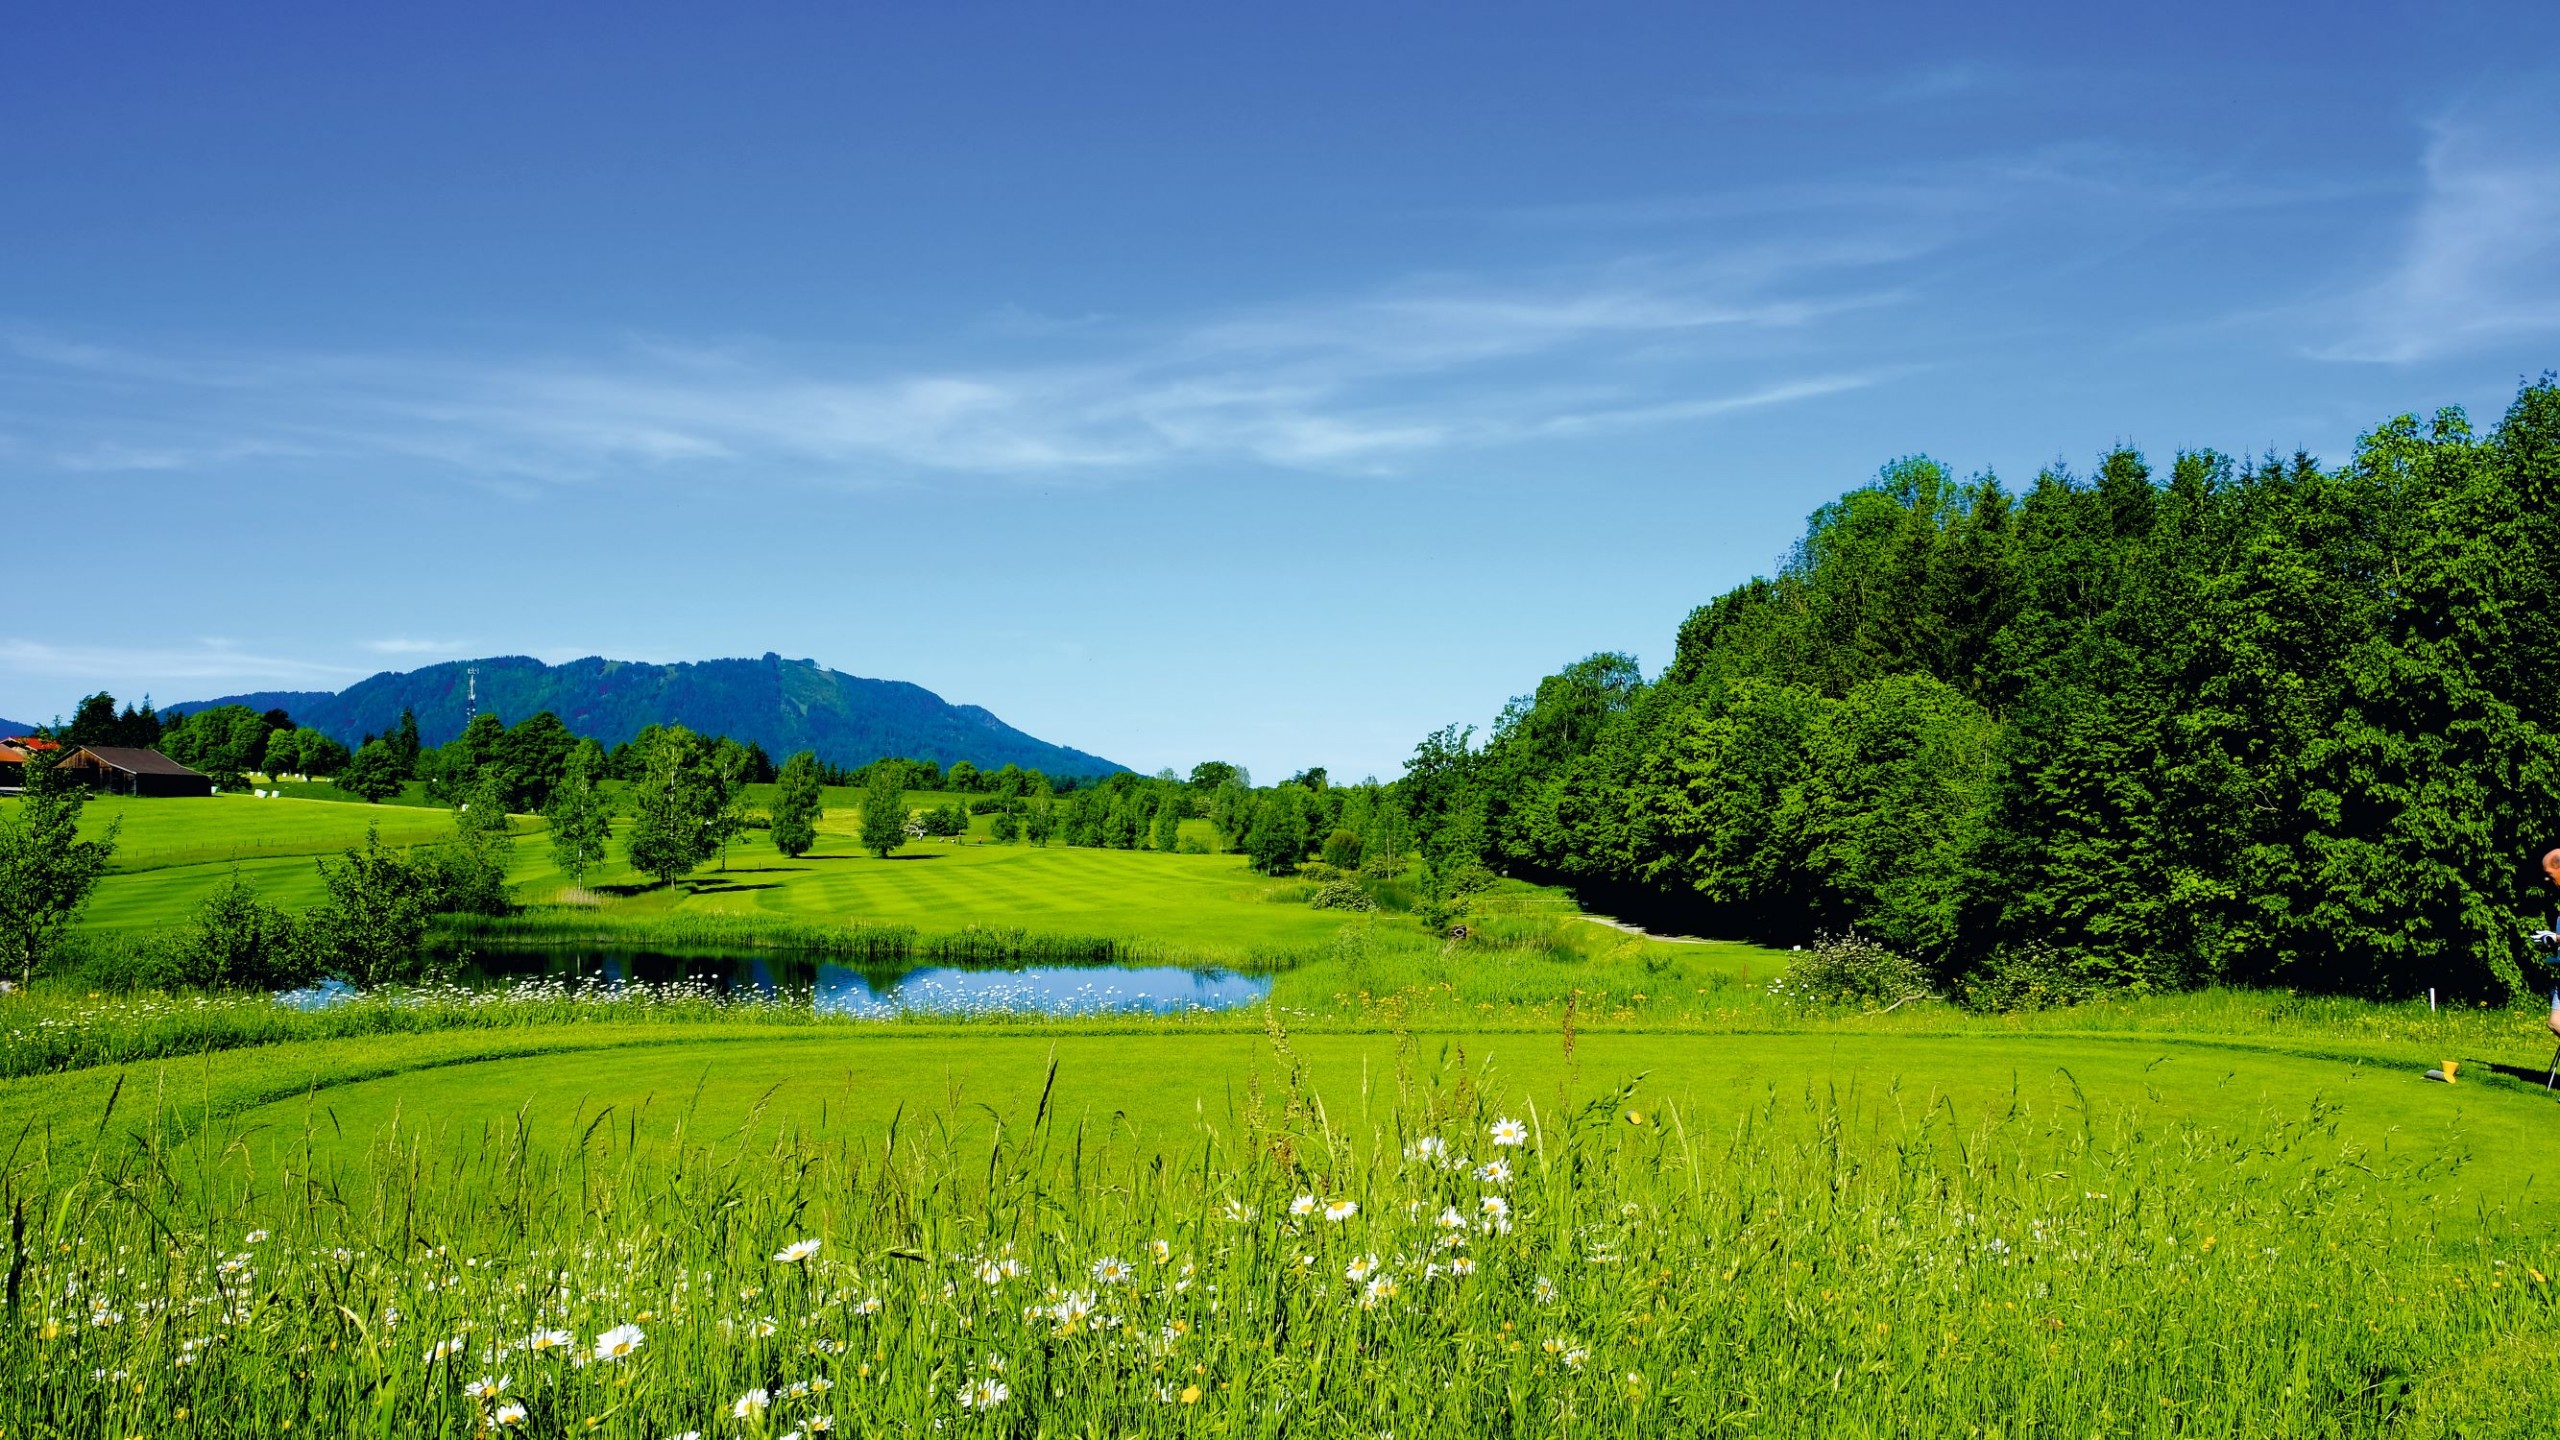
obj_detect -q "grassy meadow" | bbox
[8,794,2560,1435]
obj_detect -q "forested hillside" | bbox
[1405,379,2560,1002]
[183,653,1123,778]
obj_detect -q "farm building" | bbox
[0,736,57,794]
[49,745,216,797]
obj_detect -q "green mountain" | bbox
[179,654,1123,776]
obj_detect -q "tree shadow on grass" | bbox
[685,881,785,895]
[592,881,666,898]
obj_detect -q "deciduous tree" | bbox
[0,761,119,984]
[769,750,825,859]
[860,762,909,859]
[545,741,613,885]
[626,727,719,888]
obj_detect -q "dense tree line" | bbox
[45,693,355,789]
[1391,380,2560,1002]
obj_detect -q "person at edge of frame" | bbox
[2530,849,2560,1043]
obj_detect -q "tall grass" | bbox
[438,911,1311,974]
[0,980,818,1080]
[4,1037,2553,1435]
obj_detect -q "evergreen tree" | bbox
[545,742,614,886]
[859,761,910,859]
[392,708,423,775]
[63,693,120,747]
[769,750,825,859]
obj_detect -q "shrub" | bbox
[301,830,443,987]
[1320,828,1365,870]
[1771,931,1935,1011]
[1956,940,2109,1012]
[191,870,316,990]
[411,835,513,918]
[1307,879,1377,912]
[1414,859,1499,932]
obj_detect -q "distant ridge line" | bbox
[175,652,1124,777]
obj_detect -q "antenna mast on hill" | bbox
[467,666,478,723]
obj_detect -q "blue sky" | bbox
[5,2,2557,778]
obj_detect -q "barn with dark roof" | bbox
[50,746,216,797]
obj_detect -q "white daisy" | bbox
[592,1323,645,1361]
[1489,1118,1528,1147]
[773,1238,824,1265]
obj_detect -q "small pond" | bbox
[282,948,1273,1018]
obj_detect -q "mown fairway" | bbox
[66,795,1312,951]
[167,1029,2560,1219]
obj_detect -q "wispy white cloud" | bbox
[0,639,363,687]
[2315,102,2560,364]
[1,247,1895,489]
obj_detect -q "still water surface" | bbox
[284,948,1272,1017]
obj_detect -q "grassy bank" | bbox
[6,1024,2557,1436]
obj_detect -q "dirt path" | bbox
[1576,914,1716,945]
